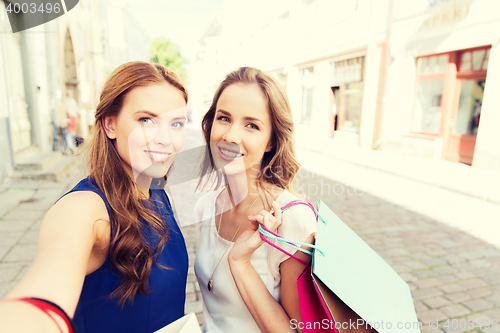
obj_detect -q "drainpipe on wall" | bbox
[372,0,394,150]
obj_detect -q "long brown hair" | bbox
[82,61,188,305]
[198,67,300,200]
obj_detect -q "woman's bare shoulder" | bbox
[53,190,108,214]
[43,190,110,233]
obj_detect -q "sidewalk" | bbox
[296,142,500,250]
[0,165,84,298]
[296,138,500,205]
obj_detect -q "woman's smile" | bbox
[217,145,244,161]
[144,150,172,163]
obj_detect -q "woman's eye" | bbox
[139,117,153,125]
[247,123,259,130]
[172,121,185,128]
[217,116,230,122]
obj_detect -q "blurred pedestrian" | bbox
[56,102,76,154]
[65,90,79,134]
[65,90,80,141]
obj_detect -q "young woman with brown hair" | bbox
[194,67,317,332]
[0,61,190,333]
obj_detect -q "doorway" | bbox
[329,86,340,136]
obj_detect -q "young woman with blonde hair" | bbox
[195,67,316,333]
[0,61,189,333]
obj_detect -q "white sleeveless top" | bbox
[194,188,317,333]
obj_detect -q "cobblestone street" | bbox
[299,173,500,333]
[0,166,84,298]
[1,128,499,332]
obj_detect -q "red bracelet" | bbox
[1,297,76,333]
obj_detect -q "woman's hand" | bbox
[228,201,282,267]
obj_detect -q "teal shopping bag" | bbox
[312,201,421,333]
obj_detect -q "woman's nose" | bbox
[153,124,172,146]
[221,124,241,144]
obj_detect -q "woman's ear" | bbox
[265,140,273,153]
[102,116,117,139]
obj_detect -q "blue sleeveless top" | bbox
[60,177,188,333]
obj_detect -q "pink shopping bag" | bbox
[297,262,338,332]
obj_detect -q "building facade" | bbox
[383,0,500,171]
[197,0,500,172]
[0,0,150,181]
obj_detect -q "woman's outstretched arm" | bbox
[0,191,109,332]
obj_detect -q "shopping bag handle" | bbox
[258,200,324,265]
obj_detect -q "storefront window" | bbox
[413,52,450,135]
[472,50,485,70]
[438,54,448,72]
[413,47,489,136]
[342,82,363,132]
[459,48,490,72]
[333,57,363,83]
[330,56,364,134]
[413,46,490,165]
[417,54,448,74]
[460,52,471,71]
[412,80,444,134]
[454,80,485,135]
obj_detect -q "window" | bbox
[412,80,444,133]
[458,48,489,72]
[300,67,314,124]
[412,53,449,134]
[454,80,484,135]
[453,47,488,136]
[417,54,448,74]
[330,56,365,133]
[332,57,364,83]
[343,81,363,132]
[412,46,490,136]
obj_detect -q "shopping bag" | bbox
[153,313,202,333]
[260,200,339,332]
[313,200,420,333]
[297,262,339,332]
[260,200,420,333]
